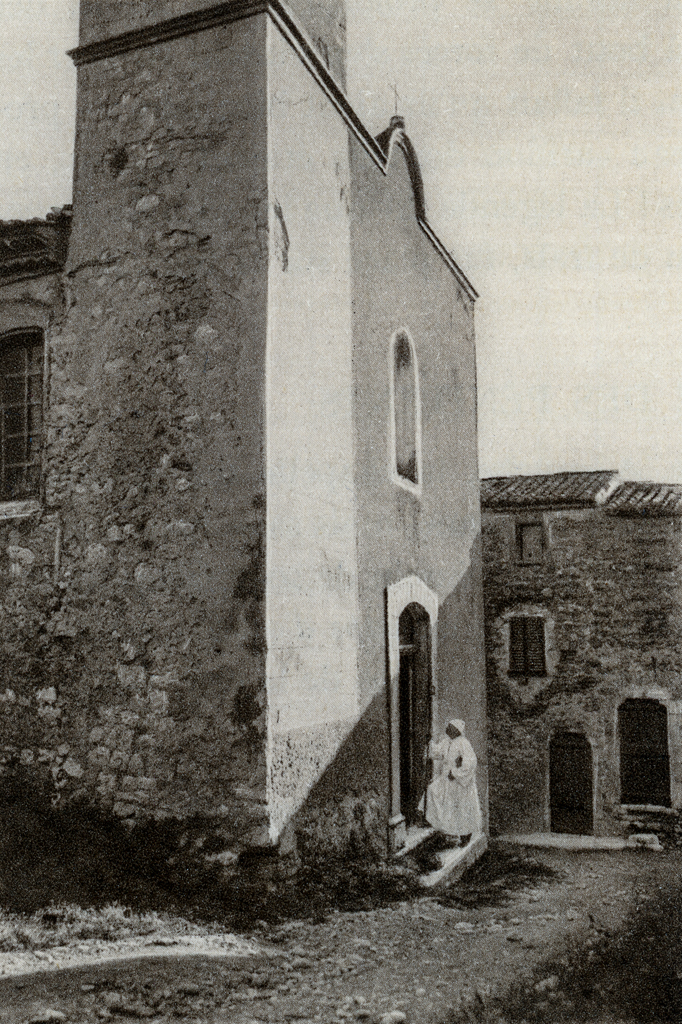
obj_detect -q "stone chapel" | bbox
[0,0,486,865]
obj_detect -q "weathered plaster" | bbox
[265,21,358,839]
[346,131,487,847]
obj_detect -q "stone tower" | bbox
[0,0,484,864]
[62,0,358,843]
[78,0,346,85]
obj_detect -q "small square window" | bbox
[517,523,544,564]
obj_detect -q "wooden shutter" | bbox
[508,616,546,677]
[509,617,526,675]
[525,617,546,675]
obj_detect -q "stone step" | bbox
[498,832,664,852]
[393,825,436,859]
[418,833,488,888]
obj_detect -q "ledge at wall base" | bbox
[620,804,676,815]
[497,832,664,852]
[419,832,487,888]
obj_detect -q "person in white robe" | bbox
[419,719,482,843]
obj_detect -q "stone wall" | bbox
[483,506,682,836]
[0,0,485,869]
[0,17,272,861]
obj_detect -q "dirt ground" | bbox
[0,841,681,1024]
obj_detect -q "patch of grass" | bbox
[0,904,207,952]
[0,787,561,939]
[200,856,425,931]
[464,874,682,1023]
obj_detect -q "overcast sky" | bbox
[1,0,680,481]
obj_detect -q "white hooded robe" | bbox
[420,719,482,837]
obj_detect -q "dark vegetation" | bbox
[0,776,427,931]
[484,879,682,1023]
[436,848,564,909]
[2,781,681,1023]
[0,773,566,940]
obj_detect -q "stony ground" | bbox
[0,841,681,1024]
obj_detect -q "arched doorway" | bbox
[549,732,593,834]
[619,699,670,807]
[398,603,432,825]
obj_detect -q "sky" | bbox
[0,0,680,482]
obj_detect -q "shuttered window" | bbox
[0,330,43,501]
[509,616,546,676]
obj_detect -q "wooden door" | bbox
[550,732,593,835]
[398,604,432,825]
[619,699,670,807]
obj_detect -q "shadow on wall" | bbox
[0,541,486,915]
[288,686,390,862]
[285,538,487,858]
[436,539,487,799]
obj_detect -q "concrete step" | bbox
[418,833,488,888]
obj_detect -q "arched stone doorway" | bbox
[386,576,438,851]
[619,699,671,807]
[549,731,593,834]
[398,603,432,825]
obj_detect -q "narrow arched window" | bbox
[0,329,44,501]
[390,330,421,492]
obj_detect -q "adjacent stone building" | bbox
[0,0,486,865]
[482,471,682,840]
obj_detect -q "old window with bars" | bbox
[508,615,546,677]
[0,330,43,501]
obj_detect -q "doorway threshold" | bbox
[393,825,435,859]
[497,832,663,851]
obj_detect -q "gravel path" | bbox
[0,842,680,1024]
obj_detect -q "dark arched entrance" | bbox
[549,732,593,834]
[398,603,432,825]
[619,699,670,807]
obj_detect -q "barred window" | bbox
[509,616,546,676]
[0,330,43,501]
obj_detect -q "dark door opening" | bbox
[619,699,670,807]
[398,603,432,826]
[549,731,593,835]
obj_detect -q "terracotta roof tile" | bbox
[480,471,620,509]
[605,481,682,517]
[0,206,72,284]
